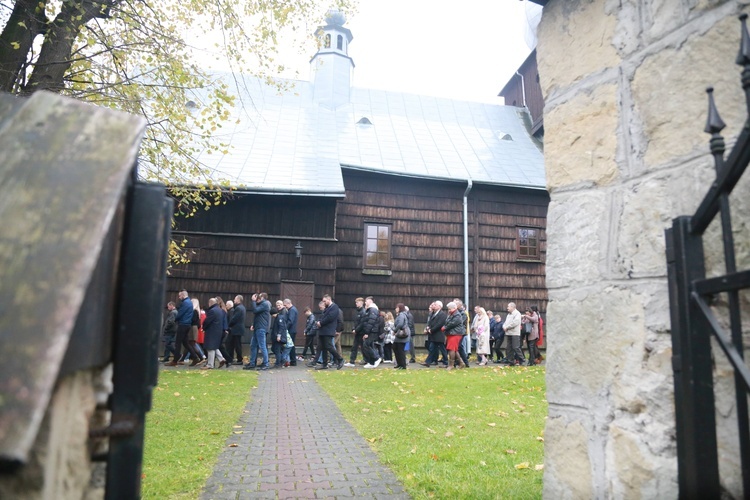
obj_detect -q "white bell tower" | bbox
[310,8,354,109]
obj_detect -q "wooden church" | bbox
[166,9,548,333]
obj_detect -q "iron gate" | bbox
[665,14,750,499]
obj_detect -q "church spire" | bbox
[310,8,354,109]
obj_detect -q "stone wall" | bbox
[538,0,750,498]
[0,369,109,500]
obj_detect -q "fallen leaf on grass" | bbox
[173,392,180,397]
[367,437,378,443]
[198,456,204,461]
[535,464,544,471]
[430,454,439,461]
[497,411,509,418]
[487,423,496,427]
[536,437,545,442]
[382,409,393,413]
[156,387,164,391]
[480,461,487,466]
[410,447,416,454]
[505,449,516,454]
[233,425,243,429]
[426,428,436,434]
[398,407,405,411]
[228,444,238,448]
[445,431,454,437]
[190,396,196,401]
[210,431,220,435]
[233,431,243,434]
[515,462,530,470]
[457,425,465,429]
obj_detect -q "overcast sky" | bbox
[192,1,541,105]
[341,0,539,104]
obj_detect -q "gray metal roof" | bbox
[191,75,545,197]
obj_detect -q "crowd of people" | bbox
[161,290,544,370]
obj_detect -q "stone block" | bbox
[537,0,620,96]
[544,84,620,190]
[543,415,594,500]
[632,15,746,168]
[546,285,647,407]
[545,190,608,289]
[614,170,709,279]
[605,426,677,499]
[641,0,688,42]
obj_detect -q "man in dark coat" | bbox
[347,297,367,367]
[283,298,299,366]
[422,301,448,367]
[315,294,344,370]
[167,290,201,366]
[161,301,178,362]
[227,294,246,365]
[202,298,227,369]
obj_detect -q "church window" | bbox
[337,35,343,50]
[517,227,541,261]
[363,222,391,269]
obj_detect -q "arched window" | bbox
[324,34,331,48]
[337,35,343,50]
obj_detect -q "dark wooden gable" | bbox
[167,193,338,307]
[173,193,336,238]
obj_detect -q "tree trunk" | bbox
[0,0,48,93]
[22,0,106,94]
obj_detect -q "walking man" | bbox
[422,301,448,367]
[502,302,524,365]
[315,294,344,370]
[346,297,367,367]
[167,290,201,366]
[244,292,271,370]
[228,295,246,364]
[161,301,178,362]
[283,298,299,366]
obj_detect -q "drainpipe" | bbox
[516,71,527,108]
[463,179,473,355]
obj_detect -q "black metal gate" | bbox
[665,14,750,499]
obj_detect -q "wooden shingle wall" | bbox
[336,170,549,324]
[167,194,338,307]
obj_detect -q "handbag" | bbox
[395,324,410,339]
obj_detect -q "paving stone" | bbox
[200,368,410,499]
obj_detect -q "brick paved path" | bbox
[200,367,410,499]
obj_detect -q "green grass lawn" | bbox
[314,365,546,499]
[141,369,257,499]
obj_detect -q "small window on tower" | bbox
[337,35,343,50]
[324,34,331,48]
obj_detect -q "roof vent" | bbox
[357,117,372,125]
[499,133,513,141]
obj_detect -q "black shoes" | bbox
[336,359,344,370]
[243,365,256,370]
[315,364,329,370]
